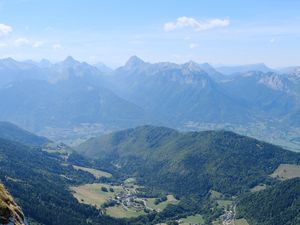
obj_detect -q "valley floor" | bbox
[68,162,300,224]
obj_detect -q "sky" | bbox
[0,0,300,67]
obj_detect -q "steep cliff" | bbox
[0,184,26,225]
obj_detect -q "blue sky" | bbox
[0,0,300,67]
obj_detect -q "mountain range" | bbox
[0,56,300,150]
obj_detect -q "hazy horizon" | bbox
[0,55,298,70]
[1,1,300,225]
[1,0,300,67]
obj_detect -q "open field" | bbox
[210,190,223,199]
[71,182,149,218]
[216,200,233,209]
[250,184,267,192]
[72,165,112,178]
[106,205,146,218]
[235,218,249,225]
[70,183,121,208]
[212,220,222,225]
[124,177,136,184]
[212,218,248,225]
[145,194,179,212]
[70,181,180,218]
[270,164,300,180]
[179,214,204,225]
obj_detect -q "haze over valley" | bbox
[1,56,300,151]
[1,1,300,225]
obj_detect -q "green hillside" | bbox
[237,178,300,225]
[77,126,300,196]
[0,121,49,146]
[0,138,125,225]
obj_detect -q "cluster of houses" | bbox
[103,184,151,213]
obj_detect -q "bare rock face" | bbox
[0,184,26,225]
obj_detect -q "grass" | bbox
[212,218,249,225]
[179,214,204,225]
[72,165,112,178]
[70,183,120,208]
[270,164,300,180]
[250,184,267,192]
[216,200,233,209]
[106,205,146,218]
[235,218,249,225]
[70,182,145,218]
[124,177,136,184]
[210,190,222,199]
[146,194,179,212]
[71,181,180,218]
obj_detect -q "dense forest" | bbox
[1,124,300,225]
[78,126,300,196]
[0,121,49,146]
[0,138,126,225]
[237,178,300,225]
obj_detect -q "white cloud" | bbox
[32,41,44,48]
[189,43,199,49]
[52,43,61,50]
[15,37,30,46]
[164,17,230,32]
[0,23,12,37]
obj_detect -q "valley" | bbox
[2,56,300,154]
[0,121,300,225]
[71,173,179,218]
[1,1,300,225]
[183,121,300,152]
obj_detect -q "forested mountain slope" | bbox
[0,138,125,225]
[77,126,300,196]
[237,178,300,225]
[0,121,49,146]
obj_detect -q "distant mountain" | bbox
[0,77,146,131]
[47,56,104,83]
[1,56,300,144]
[216,63,274,75]
[220,70,300,129]
[94,62,113,74]
[109,57,250,126]
[280,66,300,78]
[237,178,300,225]
[0,56,150,132]
[0,58,47,87]
[197,62,224,81]
[0,121,49,146]
[77,126,300,196]
[221,71,297,116]
[0,57,108,85]
[38,59,53,68]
